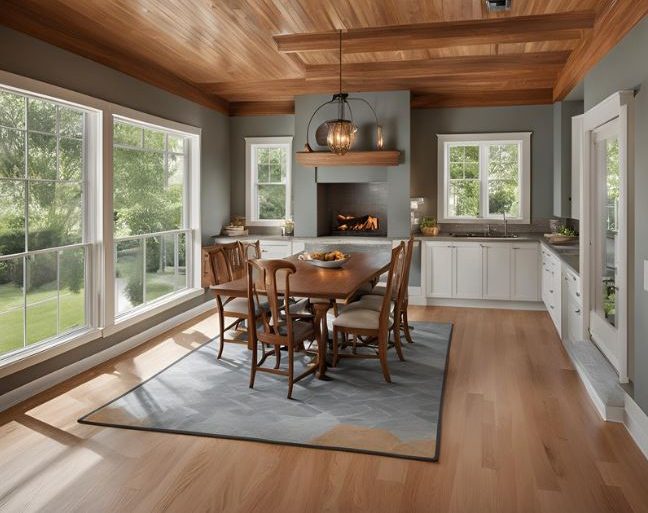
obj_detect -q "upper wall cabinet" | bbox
[553,101,584,218]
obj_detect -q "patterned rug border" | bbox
[78,321,453,463]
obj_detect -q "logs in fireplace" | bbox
[335,214,380,233]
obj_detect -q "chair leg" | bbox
[392,318,406,362]
[249,339,258,389]
[217,309,226,359]
[274,344,282,369]
[402,309,414,344]
[331,327,339,367]
[378,332,392,383]
[287,344,294,399]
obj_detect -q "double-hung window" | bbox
[112,118,195,317]
[437,133,531,223]
[0,86,96,358]
[0,72,201,367]
[245,137,292,225]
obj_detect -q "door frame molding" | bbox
[580,90,634,383]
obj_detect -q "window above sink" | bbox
[437,132,531,224]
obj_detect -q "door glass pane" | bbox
[26,252,58,345]
[0,127,25,178]
[59,247,85,333]
[176,232,187,291]
[0,256,24,354]
[601,138,619,327]
[116,239,144,314]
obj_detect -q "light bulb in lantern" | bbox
[376,125,384,150]
[326,119,356,155]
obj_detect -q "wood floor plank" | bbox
[1,307,648,512]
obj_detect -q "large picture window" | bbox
[0,87,91,358]
[113,118,192,316]
[245,137,292,225]
[437,133,531,223]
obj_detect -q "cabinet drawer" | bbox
[563,268,582,302]
[260,241,292,258]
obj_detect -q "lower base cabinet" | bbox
[424,241,539,302]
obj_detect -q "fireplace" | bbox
[317,183,388,236]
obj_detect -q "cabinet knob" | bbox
[575,309,581,314]
[576,292,580,297]
[549,289,554,293]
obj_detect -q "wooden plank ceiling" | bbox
[1,0,647,115]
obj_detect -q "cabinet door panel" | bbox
[454,245,482,299]
[512,245,540,301]
[483,244,511,300]
[426,244,453,298]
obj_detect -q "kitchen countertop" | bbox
[211,232,580,273]
[540,240,580,274]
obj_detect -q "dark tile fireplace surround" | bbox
[317,182,388,236]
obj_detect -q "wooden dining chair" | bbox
[358,237,415,344]
[209,242,257,359]
[238,240,261,261]
[331,243,406,383]
[247,259,319,399]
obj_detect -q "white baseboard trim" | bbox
[408,296,545,311]
[624,394,648,460]
[0,300,215,413]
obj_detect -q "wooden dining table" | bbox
[210,251,391,379]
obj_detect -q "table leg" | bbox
[311,301,333,380]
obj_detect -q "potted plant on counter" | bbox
[420,216,440,236]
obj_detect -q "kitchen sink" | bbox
[450,232,518,239]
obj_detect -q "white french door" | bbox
[588,118,626,379]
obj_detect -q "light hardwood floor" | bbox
[1,306,648,513]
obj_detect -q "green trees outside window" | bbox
[0,89,87,357]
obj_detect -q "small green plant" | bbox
[420,216,437,229]
[556,225,577,237]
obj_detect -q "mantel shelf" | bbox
[296,150,401,167]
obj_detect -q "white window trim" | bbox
[437,132,531,224]
[108,110,201,326]
[245,136,293,226]
[0,69,203,374]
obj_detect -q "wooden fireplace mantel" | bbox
[296,150,401,167]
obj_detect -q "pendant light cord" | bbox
[338,29,342,95]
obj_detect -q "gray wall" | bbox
[553,101,584,217]
[0,26,228,393]
[582,16,648,415]
[293,91,411,237]
[411,104,554,219]
[229,115,295,220]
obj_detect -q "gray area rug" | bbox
[79,322,453,461]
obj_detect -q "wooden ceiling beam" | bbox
[553,0,648,101]
[411,89,554,109]
[229,101,295,116]
[209,71,557,102]
[274,11,595,54]
[305,51,570,81]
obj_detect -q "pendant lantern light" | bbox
[304,30,383,155]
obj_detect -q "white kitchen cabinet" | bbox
[541,246,562,334]
[425,241,540,303]
[482,243,511,300]
[426,243,454,298]
[511,244,540,301]
[562,266,583,343]
[259,240,292,258]
[454,244,483,298]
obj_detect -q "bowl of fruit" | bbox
[298,250,350,268]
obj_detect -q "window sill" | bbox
[0,328,103,379]
[246,220,285,227]
[102,287,205,338]
[439,217,530,224]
